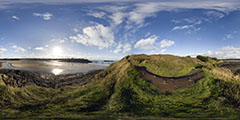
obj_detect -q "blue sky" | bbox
[0,0,240,59]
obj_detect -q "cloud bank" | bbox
[70,24,114,49]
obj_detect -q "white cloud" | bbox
[173,18,202,24]
[204,51,226,58]
[171,19,181,24]
[70,23,114,49]
[73,28,79,33]
[204,50,240,59]
[34,47,44,51]
[222,46,240,51]
[12,16,20,20]
[172,18,202,33]
[87,11,105,18]
[59,39,65,43]
[123,43,131,53]
[134,35,175,53]
[99,6,128,26]
[113,43,131,54]
[33,12,53,20]
[172,25,193,31]
[225,34,234,39]
[183,18,195,23]
[84,1,240,32]
[0,48,7,53]
[201,46,240,59]
[113,43,122,54]
[134,35,158,50]
[1,1,240,12]
[110,12,126,25]
[128,3,160,25]
[161,49,167,53]
[12,45,26,52]
[145,32,151,37]
[149,39,175,54]
[160,39,175,48]
[124,1,240,29]
[0,0,237,6]
[100,5,128,13]
[204,11,224,19]
[51,37,67,44]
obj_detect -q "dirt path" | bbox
[134,65,205,93]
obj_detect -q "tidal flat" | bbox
[0,60,108,75]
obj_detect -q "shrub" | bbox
[211,57,218,61]
[197,55,209,62]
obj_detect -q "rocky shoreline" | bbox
[0,69,102,88]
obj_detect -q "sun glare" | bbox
[52,68,63,75]
[52,46,63,57]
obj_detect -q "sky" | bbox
[0,0,240,59]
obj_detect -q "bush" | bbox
[197,55,209,62]
[211,57,218,61]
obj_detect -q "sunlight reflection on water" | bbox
[3,60,109,75]
[52,68,63,75]
[44,61,63,66]
[51,61,63,66]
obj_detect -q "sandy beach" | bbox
[0,62,10,69]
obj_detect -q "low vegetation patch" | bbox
[197,55,209,62]
[129,54,200,77]
[0,54,240,119]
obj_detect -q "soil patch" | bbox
[134,65,205,93]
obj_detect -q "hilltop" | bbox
[1,54,240,119]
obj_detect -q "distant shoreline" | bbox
[0,58,118,64]
[0,58,91,63]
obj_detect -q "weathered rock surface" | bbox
[0,69,102,88]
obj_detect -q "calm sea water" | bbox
[2,60,112,75]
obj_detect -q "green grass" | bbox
[1,54,240,119]
[129,54,200,77]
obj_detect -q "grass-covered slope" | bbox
[1,54,240,119]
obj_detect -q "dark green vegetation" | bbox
[1,54,240,119]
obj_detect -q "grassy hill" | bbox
[1,54,240,119]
